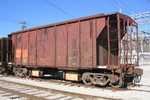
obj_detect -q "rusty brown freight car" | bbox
[0,38,12,74]
[10,13,143,87]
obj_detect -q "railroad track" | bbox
[9,75,150,92]
[3,74,150,92]
[0,75,113,100]
[0,90,28,100]
[0,74,150,100]
[7,75,127,92]
[0,80,80,100]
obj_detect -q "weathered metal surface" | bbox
[107,17,110,67]
[7,39,12,63]
[11,35,16,65]
[93,18,106,66]
[37,29,45,66]
[0,38,6,67]
[0,38,12,73]
[21,32,28,65]
[127,19,129,64]
[56,25,67,67]
[29,31,36,66]
[44,27,55,66]
[37,28,58,67]
[10,13,139,70]
[130,24,133,64]
[15,34,21,65]
[68,22,80,67]
[81,20,93,67]
[117,14,121,68]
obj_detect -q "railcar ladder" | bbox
[107,14,121,68]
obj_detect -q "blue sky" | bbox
[0,0,149,37]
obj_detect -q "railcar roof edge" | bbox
[10,12,136,35]
[0,37,8,39]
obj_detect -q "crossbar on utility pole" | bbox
[20,22,26,30]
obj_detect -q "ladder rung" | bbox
[110,39,118,42]
[109,20,117,23]
[110,30,118,32]
[110,48,118,51]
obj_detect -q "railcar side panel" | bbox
[21,32,28,65]
[68,22,80,67]
[29,31,36,66]
[12,35,16,65]
[96,18,108,66]
[8,39,13,63]
[56,25,67,67]
[96,17,106,37]
[80,20,93,68]
[45,27,56,67]
[16,34,21,65]
[0,38,13,73]
[0,39,7,66]
[37,29,45,66]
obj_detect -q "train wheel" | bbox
[39,71,43,77]
[109,76,124,88]
[14,68,20,76]
[82,73,94,85]
[14,71,18,76]
[14,68,28,77]
[24,70,31,77]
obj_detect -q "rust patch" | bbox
[16,49,21,58]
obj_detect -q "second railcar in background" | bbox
[10,13,143,87]
[0,38,12,74]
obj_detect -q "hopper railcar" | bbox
[8,13,143,87]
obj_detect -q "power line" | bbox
[113,0,132,15]
[109,0,118,11]
[146,0,150,10]
[119,0,137,13]
[0,13,22,22]
[0,13,38,28]
[41,0,76,18]
[0,14,21,24]
[0,18,27,30]
[0,19,19,24]
[0,16,20,24]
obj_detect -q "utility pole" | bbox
[20,22,26,30]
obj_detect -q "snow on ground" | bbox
[139,65,150,86]
[128,65,150,93]
[0,65,150,100]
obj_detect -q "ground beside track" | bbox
[0,79,109,100]
[0,65,150,100]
